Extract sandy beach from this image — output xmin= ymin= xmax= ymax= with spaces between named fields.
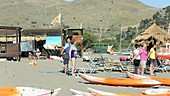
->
xmin=0 ymin=53 xmax=170 ymax=96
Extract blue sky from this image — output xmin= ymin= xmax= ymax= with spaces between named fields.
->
xmin=138 ymin=0 xmax=170 ymax=8
xmin=63 ymin=0 xmax=170 ymax=8
xmin=64 ymin=0 xmax=75 ymax=2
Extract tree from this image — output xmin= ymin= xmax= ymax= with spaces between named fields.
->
xmin=152 ymin=11 xmax=161 ymax=20
xmin=165 ymin=6 xmax=170 ymax=13
xmin=82 ymin=32 xmax=97 ymax=50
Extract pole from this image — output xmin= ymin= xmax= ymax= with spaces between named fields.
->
xmin=168 ymin=23 xmax=170 ymax=34
xmin=119 ymin=25 xmax=122 ymax=52
xmin=99 ymin=20 xmax=102 ymax=42
xmin=99 ymin=27 xmax=102 ymax=42
xmin=60 ymin=14 xmax=64 ymax=46
xmin=136 ymin=25 xmax=138 ymax=37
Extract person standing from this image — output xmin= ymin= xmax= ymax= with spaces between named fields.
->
xmin=69 ymin=39 xmax=77 ymax=76
xmin=61 ymin=37 xmax=71 ymax=75
xmin=147 ymin=44 xmax=156 ymax=76
xmin=140 ymin=43 xmax=147 ymax=76
xmin=36 ymin=48 xmax=41 ymax=59
xmin=132 ymin=44 xmax=141 ymax=74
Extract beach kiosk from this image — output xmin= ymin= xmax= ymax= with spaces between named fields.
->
xmin=22 ymin=29 xmax=64 ymax=58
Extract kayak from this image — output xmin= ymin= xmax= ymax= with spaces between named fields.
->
xmin=94 ymin=93 xmax=170 ymax=96
xmin=71 ymin=88 xmax=170 ymax=96
xmin=157 ymin=53 xmax=170 ymax=59
xmin=78 ymin=73 xmax=161 ymax=87
xmin=0 ymin=87 xmax=61 ymax=96
xmin=126 ymin=71 xmax=149 ymax=79
xmin=70 ymin=88 xmax=95 ymax=95
xmin=88 ymin=87 xmax=170 ymax=96
xmin=87 ymin=87 xmax=138 ymax=96
xmin=126 ymin=71 xmax=170 ymax=86
xmin=70 ymin=88 xmax=137 ymax=96
xmin=70 ymin=88 xmax=131 ymax=96
xmin=142 ymin=89 xmax=170 ymax=95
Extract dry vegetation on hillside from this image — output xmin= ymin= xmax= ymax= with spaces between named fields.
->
xmin=0 ymin=0 xmax=158 ymax=30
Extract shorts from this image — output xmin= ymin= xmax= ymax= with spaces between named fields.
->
xmin=140 ymin=60 xmax=146 ymax=68
xmin=149 ymin=58 xmax=155 ymax=65
xmin=133 ymin=59 xmax=140 ymax=66
xmin=63 ymin=54 xmax=69 ymax=65
xmin=71 ymin=56 xmax=77 ymax=59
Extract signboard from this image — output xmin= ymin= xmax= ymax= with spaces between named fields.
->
xmin=21 ymin=41 xmax=34 ymax=51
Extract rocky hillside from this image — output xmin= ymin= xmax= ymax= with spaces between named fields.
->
xmin=0 ymin=0 xmax=159 ymax=29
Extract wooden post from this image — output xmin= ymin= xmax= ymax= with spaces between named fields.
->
xmin=5 ymin=28 xmax=7 ymax=54
xmin=18 ymin=28 xmax=22 ymax=61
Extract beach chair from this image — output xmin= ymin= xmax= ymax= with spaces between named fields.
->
xmin=73 ymin=58 xmax=102 ymax=74
xmin=86 ymin=63 xmax=98 ymax=74
xmin=74 ymin=67 xmax=92 ymax=74
xmin=104 ymin=61 xmax=119 ymax=72
xmin=99 ymin=53 xmax=114 ymax=62
xmin=43 ymin=44 xmax=61 ymax=58
xmin=74 ymin=66 xmax=98 ymax=75
xmin=116 ymin=61 xmax=132 ymax=72
xmin=103 ymin=60 xmax=128 ymax=72
xmin=145 ymin=58 xmax=168 ymax=73
xmin=92 ymin=54 xmax=114 ymax=69
xmin=119 ymin=57 xmax=134 ymax=72
xmin=88 ymin=58 xmax=105 ymax=72
xmin=153 ymin=58 xmax=168 ymax=73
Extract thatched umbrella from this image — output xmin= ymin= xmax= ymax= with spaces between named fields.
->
xmin=132 ymin=23 xmax=170 ymax=45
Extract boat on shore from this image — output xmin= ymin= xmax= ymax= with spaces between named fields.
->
xmin=142 ymin=88 xmax=170 ymax=95
xmin=88 ymin=87 xmax=170 ymax=96
xmin=70 ymin=88 xmax=96 ymax=96
xmin=157 ymin=53 xmax=170 ymax=59
xmin=78 ymin=73 xmax=161 ymax=87
xmin=71 ymin=87 xmax=170 ymax=96
xmin=126 ymin=71 xmax=170 ymax=86
xmin=0 ymin=87 xmax=61 ymax=96
xmin=87 ymin=87 xmax=137 ymax=96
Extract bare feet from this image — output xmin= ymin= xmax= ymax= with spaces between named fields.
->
xmin=72 ymin=74 xmax=75 ymax=77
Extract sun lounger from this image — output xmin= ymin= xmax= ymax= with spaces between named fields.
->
xmin=89 ymin=58 xmax=105 ymax=71
xmin=145 ymin=58 xmax=168 ymax=73
xmin=120 ymin=60 xmax=134 ymax=72
xmin=74 ymin=60 xmax=101 ymax=74
xmin=103 ymin=61 xmax=121 ymax=72
xmin=43 ymin=44 xmax=61 ymax=58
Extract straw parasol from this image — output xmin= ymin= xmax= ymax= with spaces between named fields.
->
xmin=132 ymin=23 xmax=170 ymax=45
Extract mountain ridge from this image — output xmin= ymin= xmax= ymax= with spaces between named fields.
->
xmin=0 ymin=0 xmax=159 ymax=29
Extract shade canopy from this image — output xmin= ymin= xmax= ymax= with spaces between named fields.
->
xmin=132 ymin=23 xmax=170 ymax=45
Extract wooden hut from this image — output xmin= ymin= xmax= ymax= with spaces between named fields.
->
xmin=65 ymin=28 xmax=83 ymax=57
xmin=0 ymin=26 xmax=23 ymax=61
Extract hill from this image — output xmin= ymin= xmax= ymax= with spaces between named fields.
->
xmin=0 ymin=0 xmax=159 ymax=29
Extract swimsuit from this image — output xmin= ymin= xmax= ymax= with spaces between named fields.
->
xmin=71 ymin=49 xmax=77 ymax=58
